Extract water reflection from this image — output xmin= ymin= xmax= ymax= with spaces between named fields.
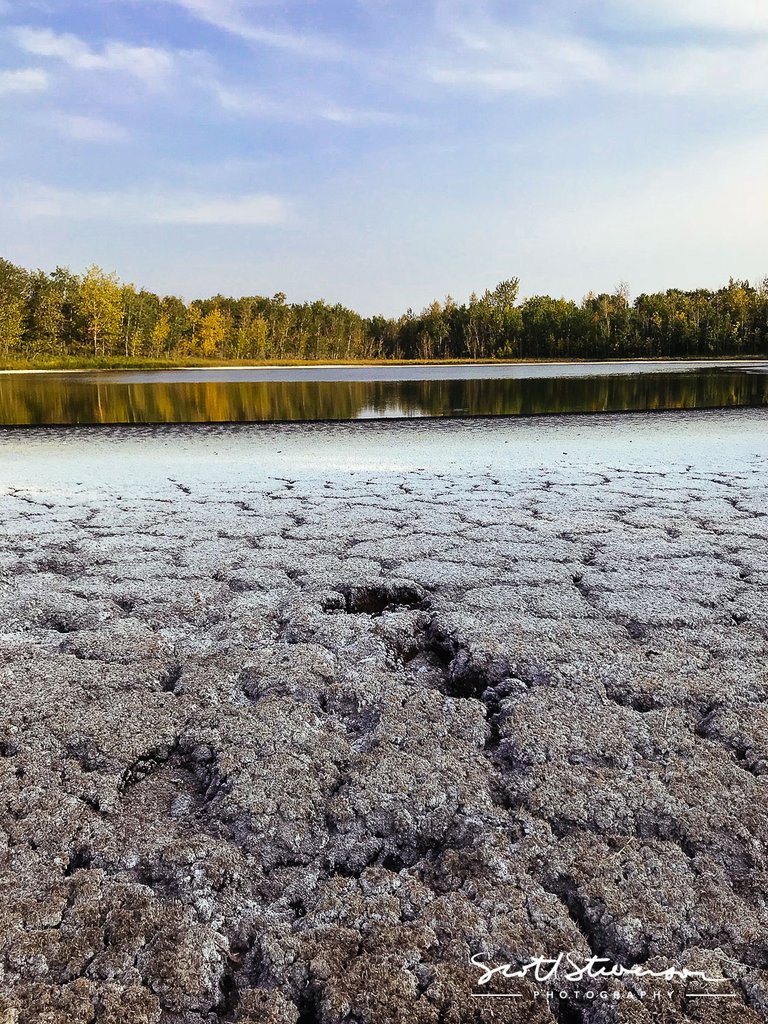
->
xmin=0 ymin=369 xmax=766 ymax=425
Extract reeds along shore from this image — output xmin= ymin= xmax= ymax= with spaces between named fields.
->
xmin=2 ymin=257 xmax=768 ymax=365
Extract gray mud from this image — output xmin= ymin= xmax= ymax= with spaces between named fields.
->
xmin=1 ymin=411 xmax=767 ymax=1023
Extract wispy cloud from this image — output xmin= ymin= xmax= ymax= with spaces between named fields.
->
xmin=56 ymin=114 xmax=128 ymax=143
xmin=4 ymin=184 xmax=291 ymax=226
xmin=213 ymin=83 xmax=296 ymax=119
xmin=0 ymin=67 xmax=48 ymax=95
xmin=428 ymin=0 xmax=768 ymax=98
xmin=427 ymin=28 xmax=607 ymax=95
xmin=13 ymin=27 xmax=176 ymax=85
xmin=164 ymin=0 xmax=347 ymax=60
xmin=319 ymin=104 xmax=421 ymax=127
xmin=214 ymin=82 xmax=418 ymax=127
xmin=607 ymin=0 xmax=768 ymax=33
xmin=427 ymin=0 xmax=610 ymax=95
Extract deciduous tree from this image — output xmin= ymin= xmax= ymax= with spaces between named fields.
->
xmin=77 ymin=265 xmax=123 ymax=356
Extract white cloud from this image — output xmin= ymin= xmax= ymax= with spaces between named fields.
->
xmin=0 ymin=67 xmax=48 ymax=95
xmin=164 ymin=0 xmax=346 ymax=60
xmin=56 ymin=114 xmax=128 ymax=143
xmin=13 ymin=27 xmax=175 ymax=84
xmin=427 ymin=0 xmax=768 ymax=98
xmin=4 ymin=184 xmax=291 ymax=226
xmin=609 ymin=0 xmax=768 ymax=33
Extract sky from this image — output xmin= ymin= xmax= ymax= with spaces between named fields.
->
xmin=1 ymin=0 xmax=767 ymax=315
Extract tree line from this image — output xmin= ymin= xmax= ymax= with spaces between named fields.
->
xmin=1 ymin=257 xmax=767 ymax=363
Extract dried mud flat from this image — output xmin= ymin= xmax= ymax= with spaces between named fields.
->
xmin=1 ymin=410 xmax=767 ymax=1024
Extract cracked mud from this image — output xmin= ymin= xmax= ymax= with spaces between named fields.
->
xmin=1 ymin=410 xmax=767 ymax=1023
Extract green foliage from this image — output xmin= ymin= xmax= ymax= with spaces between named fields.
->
xmin=0 ymin=295 xmax=25 ymax=357
xmin=0 ymin=257 xmax=766 ymax=365
xmin=77 ymin=265 xmax=123 ymax=356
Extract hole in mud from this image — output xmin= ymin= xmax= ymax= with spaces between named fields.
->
xmin=327 ymin=841 xmax=430 ymax=880
xmin=118 ymin=742 xmax=229 ymax=835
xmin=161 ymin=663 xmax=183 ymax=694
xmin=214 ymin=965 xmax=240 ymax=1022
xmin=42 ymin=613 xmax=81 ymax=634
xmin=0 ymin=739 xmax=19 ymax=758
xmin=551 ymin=1004 xmax=585 ymax=1024
xmin=442 ymin=650 xmax=491 ymax=700
xmin=694 ymin=706 xmax=719 ymax=739
xmin=381 ymin=852 xmax=408 ymax=873
xmin=404 ymin=620 xmax=518 ymax=704
xmin=336 ymin=583 xmax=430 ymax=617
xmin=118 ymin=743 xmax=182 ymax=794
xmin=289 ymin=897 xmax=307 ymax=918
xmin=297 ymin=986 xmax=322 ymax=1024
xmin=64 ymin=847 xmax=94 ymax=876
xmin=605 ymin=689 xmax=661 ymax=713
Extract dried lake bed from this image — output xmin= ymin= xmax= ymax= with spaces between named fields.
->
xmin=1 ymin=409 xmax=768 ymax=1023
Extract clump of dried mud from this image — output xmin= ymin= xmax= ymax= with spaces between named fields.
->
xmin=1 ymin=415 xmax=768 ymax=1023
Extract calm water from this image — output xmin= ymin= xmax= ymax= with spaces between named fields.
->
xmin=1 ymin=362 xmax=767 ymax=425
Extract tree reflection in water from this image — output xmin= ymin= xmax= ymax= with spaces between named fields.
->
xmin=0 ymin=369 xmax=766 ymax=426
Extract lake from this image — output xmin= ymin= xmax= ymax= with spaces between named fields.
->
xmin=1 ymin=360 xmax=767 ymax=425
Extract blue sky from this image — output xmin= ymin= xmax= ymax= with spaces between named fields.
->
xmin=1 ymin=0 xmax=767 ymax=314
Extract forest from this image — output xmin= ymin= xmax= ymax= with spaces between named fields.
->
xmin=1 ymin=256 xmax=767 ymax=365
